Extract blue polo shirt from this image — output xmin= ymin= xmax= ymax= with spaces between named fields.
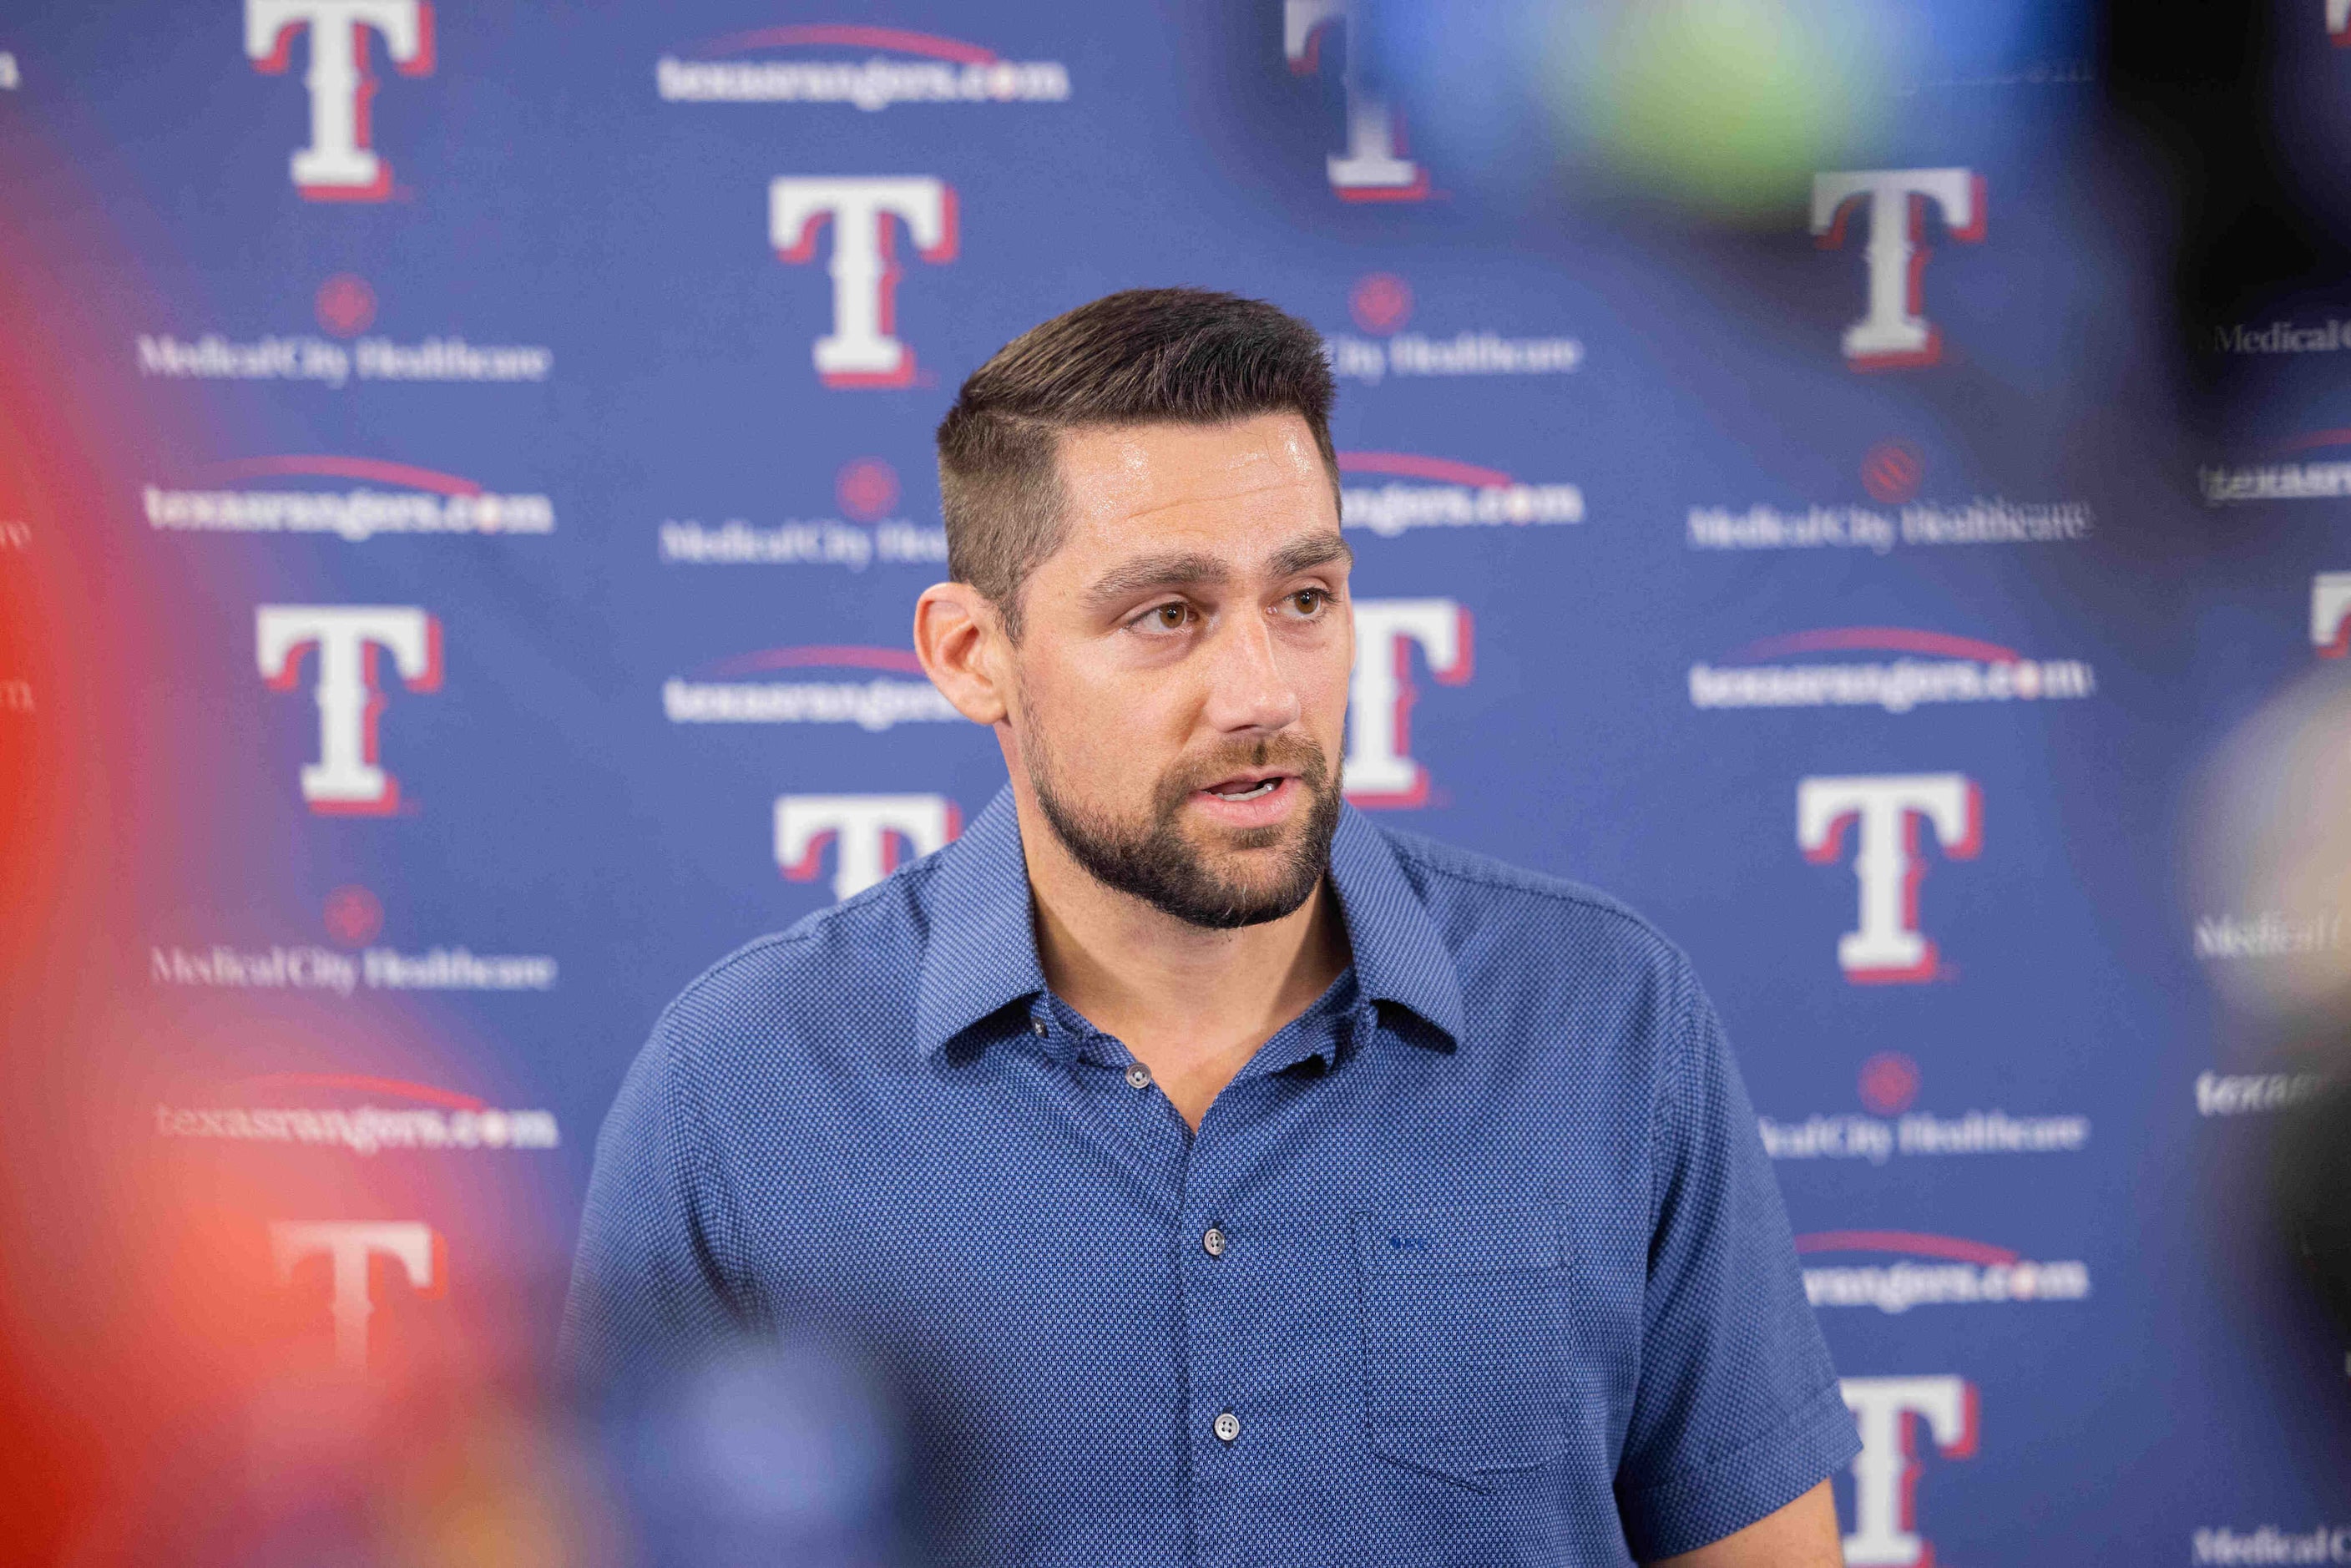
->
xmin=563 ymin=786 xmax=1860 ymax=1565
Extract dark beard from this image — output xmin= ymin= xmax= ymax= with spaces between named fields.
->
xmin=1024 ymin=727 xmax=1342 ymax=930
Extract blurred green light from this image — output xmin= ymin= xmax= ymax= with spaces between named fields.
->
xmin=1563 ymin=0 xmax=1889 ymax=219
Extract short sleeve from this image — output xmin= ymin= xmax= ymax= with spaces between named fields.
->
xmin=1613 ymin=972 xmax=1862 ymax=1561
xmin=558 ymin=1024 xmax=751 ymax=1387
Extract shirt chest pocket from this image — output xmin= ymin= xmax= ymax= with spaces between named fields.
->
xmin=1352 ymin=1205 xmax=1574 ymax=1490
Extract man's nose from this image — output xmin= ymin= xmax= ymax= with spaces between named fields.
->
xmin=1201 ymin=611 xmax=1304 ymax=734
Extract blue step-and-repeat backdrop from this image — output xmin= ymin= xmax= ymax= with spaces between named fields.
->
xmin=4 ymin=1 xmax=2350 ymax=1561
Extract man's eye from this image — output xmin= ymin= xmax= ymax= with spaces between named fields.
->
xmin=1136 ymin=602 xmax=1195 ymax=632
xmin=1286 ymin=589 xmax=1330 ymax=616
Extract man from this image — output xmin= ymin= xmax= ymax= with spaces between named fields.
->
xmin=564 ymin=289 xmax=1859 ymax=1565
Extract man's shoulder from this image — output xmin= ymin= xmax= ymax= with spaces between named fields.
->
xmin=1373 ymin=822 xmax=1701 ymax=1044
xmin=650 ymin=861 xmax=935 ymax=1065
xmin=1369 ymin=826 xmax=1712 ymax=1100
xmin=1376 ymin=824 xmax=1683 ymax=955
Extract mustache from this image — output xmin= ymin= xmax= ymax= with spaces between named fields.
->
xmin=1155 ymin=736 xmax=1332 ymax=817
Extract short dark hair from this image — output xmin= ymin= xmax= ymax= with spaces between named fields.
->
xmin=935 ymin=287 xmax=1339 ymax=639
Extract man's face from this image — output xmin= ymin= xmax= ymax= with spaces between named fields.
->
xmin=1005 ymin=412 xmax=1353 ymax=929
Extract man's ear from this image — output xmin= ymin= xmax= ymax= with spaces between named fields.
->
xmin=914 ymin=581 xmax=1012 ymax=726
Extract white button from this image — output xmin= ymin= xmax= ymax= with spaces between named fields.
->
xmin=1202 ymin=1226 xmax=1226 ymax=1257
xmin=1124 ymin=1064 xmax=1151 ymax=1089
xmin=1031 ymin=1019 xmax=1048 ymax=1037
xmin=1213 ymin=1410 xmax=1240 ymax=1444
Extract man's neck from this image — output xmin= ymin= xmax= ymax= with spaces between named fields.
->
xmin=1013 ymin=793 xmax=1350 ymax=1131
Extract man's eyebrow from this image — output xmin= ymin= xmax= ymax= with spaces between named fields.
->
xmin=1267 ymin=534 xmax=1353 ymax=578
xmin=1081 ymin=535 xmax=1354 ymax=612
xmin=1082 ymin=551 xmax=1230 ymax=609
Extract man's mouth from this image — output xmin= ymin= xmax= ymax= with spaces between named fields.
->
xmin=1201 ymin=772 xmax=1291 ymax=802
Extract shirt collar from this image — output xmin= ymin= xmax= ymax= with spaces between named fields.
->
xmin=913 ymin=784 xmax=1465 ymax=1059
xmin=1324 ymin=804 xmax=1465 ymax=1050
xmin=913 ymin=787 xmax=1049 ymax=1058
